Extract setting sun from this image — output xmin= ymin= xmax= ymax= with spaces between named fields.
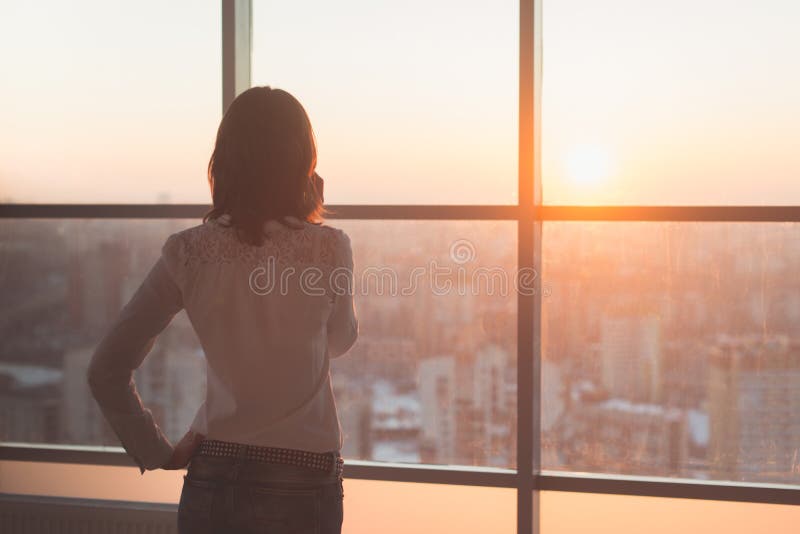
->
xmin=565 ymin=144 xmax=614 ymax=187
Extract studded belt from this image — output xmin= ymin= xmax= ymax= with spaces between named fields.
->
xmin=197 ymin=439 xmax=344 ymax=478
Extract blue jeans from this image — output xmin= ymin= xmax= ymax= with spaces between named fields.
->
xmin=178 ymin=453 xmax=344 ymax=533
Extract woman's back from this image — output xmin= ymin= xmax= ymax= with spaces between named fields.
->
xmin=165 ymin=214 xmax=357 ymax=450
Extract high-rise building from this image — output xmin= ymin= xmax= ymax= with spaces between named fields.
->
xmin=418 ymin=355 xmax=457 ymax=463
xmin=332 ymin=373 xmax=375 ymax=460
xmin=417 ymin=346 xmax=516 ymax=466
xmin=134 ymin=321 xmax=206 ymax=443
xmin=555 ymin=393 xmax=688 ymax=476
xmin=707 ymin=335 xmax=800 ymax=482
xmin=369 ymin=379 xmax=421 ymax=463
xmin=62 ymin=348 xmax=118 ymax=445
xmin=62 ymin=323 xmax=206 ymax=447
xmin=471 ymin=344 xmax=513 ymax=465
xmin=0 ymin=363 xmax=61 ymax=443
xmin=600 ymin=311 xmax=662 ymax=403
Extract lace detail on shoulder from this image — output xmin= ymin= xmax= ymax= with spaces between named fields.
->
xmin=163 ymin=220 xmax=348 ymax=276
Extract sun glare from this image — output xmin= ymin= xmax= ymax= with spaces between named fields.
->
xmin=565 ymin=144 xmax=614 ymax=188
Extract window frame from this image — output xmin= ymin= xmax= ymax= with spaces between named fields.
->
xmin=1 ymin=1 xmax=799 ymax=532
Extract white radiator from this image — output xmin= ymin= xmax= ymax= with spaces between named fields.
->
xmin=0 ymin=494 xmax=177 ymax=534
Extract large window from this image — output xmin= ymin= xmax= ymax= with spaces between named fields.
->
xmin=0 ymin=1 xmax=221 ymax=203
xmin=252 ymin=0 xmax=519 ymax=204
xmin=0 ymin=219 xmax=517 ymax=468
xmin=542 ymin=0 xmax=800 ymax=205
xmin=541 ymin=222 xmax=800 ymax=486
xmin=1 ymin=2 xmax=799 ymax=534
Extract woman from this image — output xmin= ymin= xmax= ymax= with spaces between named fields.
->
xmin=87 ymin=86 xmax=358 ymax=533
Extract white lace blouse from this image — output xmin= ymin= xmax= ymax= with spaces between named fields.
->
xmin=87 ymin=214 xmax=358 ymax=473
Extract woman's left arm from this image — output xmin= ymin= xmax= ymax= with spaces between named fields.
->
xmin=87 ymin=252 xmax=183 ymax=474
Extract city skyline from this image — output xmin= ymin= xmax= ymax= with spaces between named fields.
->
xmin=2 ymin=218 xmax=798 ymax=486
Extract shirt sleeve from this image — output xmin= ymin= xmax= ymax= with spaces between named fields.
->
xmin=87 ymin=237 xmax=184 ymax=474
xmin=327 ymin=229 xmax=359 ymax=358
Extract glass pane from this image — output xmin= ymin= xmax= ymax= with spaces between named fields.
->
xmin=541 ymin=491 xmax=800 ymax=534
xmin=0 ymin=219 xmax=516 ymax=468
xmin=542 ymin=1 xmax=800 ymax=204
xmin=335 ymin=221 xmax=517 ymax=466
xmin=0 ymin=1 xmax=220 ymax=203
xmin=252 ymin=1 xmax=519 ymax=204
xmin=541 ymin=222 xmax=800 ymax=486
xmin=0 ymin=460 xmax=515 ymax=534
xmin=0 ymin=219 xmax=202 ymax=447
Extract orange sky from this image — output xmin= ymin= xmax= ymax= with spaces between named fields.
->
xmin=0 ymin=0 xmax=798 ymax=204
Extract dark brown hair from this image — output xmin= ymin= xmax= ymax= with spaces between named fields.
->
xmin=204 ymin=86 xmax=324 ymax=245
